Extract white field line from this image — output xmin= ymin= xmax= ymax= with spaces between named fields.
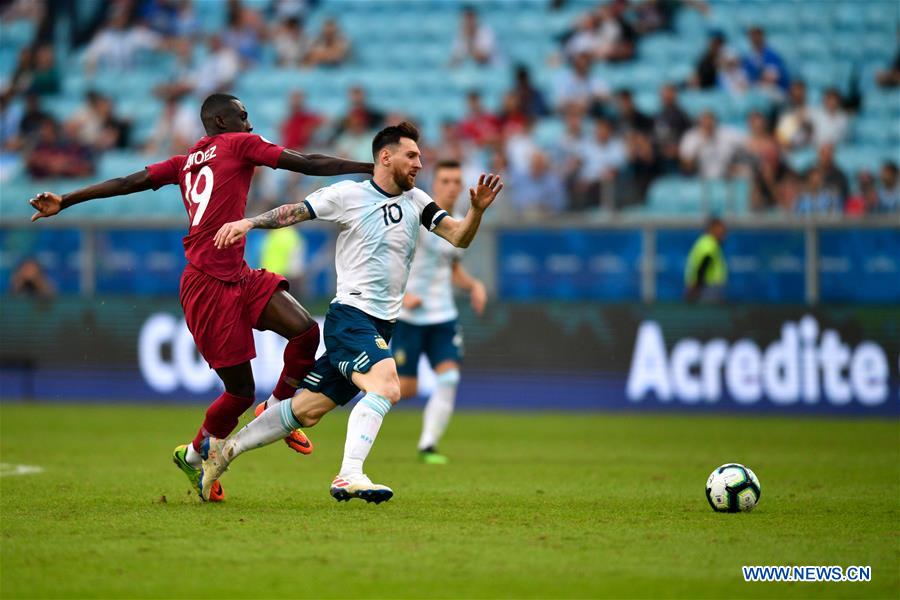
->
xmin=0 ymin=463 xmax=45 ymax=477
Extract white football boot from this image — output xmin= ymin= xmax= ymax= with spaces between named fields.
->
xmin=330 ymin=473 xmax=394 ymax=504
xmin=199 ymin=437 xmax=232 ymax=502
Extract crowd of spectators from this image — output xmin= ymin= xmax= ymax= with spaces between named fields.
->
xmin=1 ymin=0 xmax=898 ymax=218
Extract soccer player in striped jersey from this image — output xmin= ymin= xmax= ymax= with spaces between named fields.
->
xmin=201 ymin=122 xmax=503 ymax=503
xmin=392 ymin=159 xmax=487 ymax=465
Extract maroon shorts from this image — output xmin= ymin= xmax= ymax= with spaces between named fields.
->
xmin=179 ymin=263 xmax=288 ymax=369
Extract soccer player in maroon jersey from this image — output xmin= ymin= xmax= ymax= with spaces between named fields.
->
xmin=28 ymin=93 xmax=374 ymax=502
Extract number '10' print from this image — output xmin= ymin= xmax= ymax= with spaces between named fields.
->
xmin=381 ymin=203 xmax=403 ymax=225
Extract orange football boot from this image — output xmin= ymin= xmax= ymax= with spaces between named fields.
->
xmin=254 ymin=401 xmax=313 ymax=454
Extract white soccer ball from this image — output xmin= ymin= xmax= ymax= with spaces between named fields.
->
xmin=705 ymin=463 xmax=761 ymax=512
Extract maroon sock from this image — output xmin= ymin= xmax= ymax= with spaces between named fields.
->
xmin=191 ymin=391 xmax=255 ymax=452
xmin=272 ymin=323 xmax=320 ymax=400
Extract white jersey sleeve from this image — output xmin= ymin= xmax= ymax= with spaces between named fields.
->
xmin=303 ymin=184 xmax=344 ymax=223
xmin=413 ymin=189 xmax=449 ymax=232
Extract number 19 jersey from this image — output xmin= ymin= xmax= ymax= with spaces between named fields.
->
xmin=304 ymin=179 xmax=448 ymax=321
xmin=145 ymin=132 xmax=284 ymax=281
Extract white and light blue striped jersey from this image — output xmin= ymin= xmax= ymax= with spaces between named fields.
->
xmin=399 ymin=228 xmax=464 ymax=325
xmin=303 ymin=179 xmax=448 ymax=321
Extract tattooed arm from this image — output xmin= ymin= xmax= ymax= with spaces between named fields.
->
xmin=213 ymin=202 xmax=311 ymax=249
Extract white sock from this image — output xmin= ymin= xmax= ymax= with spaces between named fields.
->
xmin=185 ymin=443 xmax=202 ymax=467
xmin=418 ymin=369 xmax=459 ymax=451
xmin=339 ymin=393 xmax=392 ymax=477
xmin=264 ymin=394 xmax=281 ymax=409
xmin=226 ymin=399 xmax=300 ymax=458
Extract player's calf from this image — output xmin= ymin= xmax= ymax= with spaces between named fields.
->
xmin=253 ymin=400 xmax=313 ymax=455
xmin=190 ymin=390 xmax=254 ymax=454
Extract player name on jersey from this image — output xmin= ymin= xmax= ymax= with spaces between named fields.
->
xmin=182 ymin=146 xmax=218 ymax=170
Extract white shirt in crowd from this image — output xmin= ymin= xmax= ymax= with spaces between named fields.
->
xmin=578 ymin=137 xmax=627 ymax=183
xmin=553 ymin=69 xmax=610 ymax=110
xmin=192 ymin=47 xmax=240 ymax=98
xmin=679 ymin=125 xmax=746 ymax=179
xmin=83 ymin=26 xmax=161 ymax=71
xmin=809 ymin=107 xmax=849 ymax=147
xmin=451 ymin=23 xmax=498 ymax=65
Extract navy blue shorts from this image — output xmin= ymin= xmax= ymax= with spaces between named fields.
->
xmin=301 ymin=303 xmax=395 ymax=406
xmin=392 ymin=319 xmax=462 ymax=377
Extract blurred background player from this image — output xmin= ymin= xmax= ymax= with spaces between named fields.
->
xmin=28 ymin=93 xmax=374 ymax=501
xmin=201 ymin=123 xmax=503 ymax=503
xmin=684 ymin=216 xmax=728 ymax=303
xmin=393 ymin=159 xmax=488 ymax=465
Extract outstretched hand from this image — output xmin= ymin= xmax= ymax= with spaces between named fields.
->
xmin=469 ymin=173 xmax=503 ymax=211
xmin=214 ymin=219 xmax=253 ymax=249
xmin=28 ymin=192 xmax=63 ymax=222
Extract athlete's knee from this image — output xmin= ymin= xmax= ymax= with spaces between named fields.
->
xmin=224 ymin=380 xmax=255 ymax=399
xmin=373 ymin=373 xmax=401 ymax=405
xmin=264 ymin=290 xmax=315 ymax=337
xmin=291 ymin=312 xmax=318 ymax=339
xmin=435 ymin=368 xmax=460 ymax=387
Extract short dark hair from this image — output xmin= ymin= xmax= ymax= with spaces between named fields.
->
xmin=706 ymin=216 xmax=725 ymax=230
xmin=434 ymin=159 xmax=461 ymax=174
xmin=200 ymin=93 xmax=239 ymax=129
xmin=372 ymin=121 xmax=419 ymax=158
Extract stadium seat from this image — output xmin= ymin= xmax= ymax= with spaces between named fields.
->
xmin=0 ymin=19 xmax=35 ymax=50
xmin=855 ymin=117 xmax=900 ymax=146
xmin=796 ymin=34 xmax=834 ymax=63
xmin=1 ymin=0 xmax=896 ymax=229
xmin=797 ymin=2 xmax=835 ymax=29
xmin=800 ymin=61 xmax=852 ymax=93
xmin=646 ymin=176 xmax=751 ymax=217
xmin=835 ymin=145 xmax=893 ymax=174
xmin=833 ymin=2 xmax=868 ymax=30
xmin=863 ymin=90 xmax=900 ymax=117
xmin=97 ymin=152 xmax=146 ymax=181
xmin=679 ymin=89 xmax=732 ymax=119
xmin=532 ymin=118 xmax=564 ymax=148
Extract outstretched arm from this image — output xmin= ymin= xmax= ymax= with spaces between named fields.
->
xmin=433 ymin=173 xmax=503 ymax=248
xmin=277 ymin=149 xmax=373 ymax=176
xmin=28 ymin=169 xmax=154 ymax=222
xmin=213 ymin=201 xmax=312 ymax=249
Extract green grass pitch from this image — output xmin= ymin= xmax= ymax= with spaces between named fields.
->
xmin=1 ymin=404 xmax=897 ymax=599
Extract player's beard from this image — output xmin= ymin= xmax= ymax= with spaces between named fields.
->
xmin=393 ymin=167 xmax=416 ymax=192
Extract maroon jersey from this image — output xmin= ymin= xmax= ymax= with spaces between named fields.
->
xmin=146 ymin=132 xmax=285 ymax=281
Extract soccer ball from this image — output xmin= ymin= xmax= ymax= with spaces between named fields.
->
xmin=705 ymin=463 xmax=761 ymax=512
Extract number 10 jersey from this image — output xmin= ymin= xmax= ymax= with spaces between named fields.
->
xmin=146 ymin=132 xmax=284 ymax=282
xmin=304 ymin=179 xmax=448 ymax=321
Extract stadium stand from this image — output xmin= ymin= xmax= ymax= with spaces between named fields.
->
xmin=0 ymin=0 xmax=898 ymax=220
